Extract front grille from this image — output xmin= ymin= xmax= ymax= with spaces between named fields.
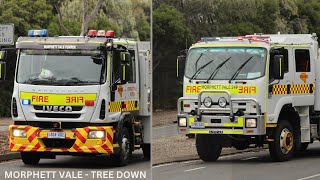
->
xmin=35 ymin=113 xmax=81 ymax=119
xmin=42 ymin=139 xmax=75 ymax=148
xmin=15 ymin=121 xmax=109 ymax=129
xmin=33 ymin=106 xmax=83 ymax=111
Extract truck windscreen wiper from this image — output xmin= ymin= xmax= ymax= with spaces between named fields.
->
xmin=189 ymin=60 xmax=214 ymax=82
xmin=228 ymin=56 xmax=253 ymax=83
xmin=23 ymin=78 xmax=56 ymax=85
xmin=206 ymin=57 xmax=232 ymax=83
xmin=61 ymin=78 xmax=99 ymax=86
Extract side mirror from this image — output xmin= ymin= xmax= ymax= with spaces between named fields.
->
xmin=91 ymin=54 xmax=103 ymax=65
xmin=273 ymin=55 xmax=284 ymax=79
xmin=121 ymin=52 xmax=131 ymax=64
xmin=0 ymin=61 xmax=6 ymax=81
xmin=177 ymin=54 xmax=186 ymax=81
xmin=0 ymin=51 xmax=6 ymax=60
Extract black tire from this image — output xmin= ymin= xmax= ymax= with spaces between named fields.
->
xmin=196 ymin=134 xmax=222 ymax=162
xmin=21 ymin=152 xmax=40 ymax=165
xmin=111 ymin=127 xmax=132 ymax=166
xmin=142 ymin=143 xmax=150 ymax=160
xmin=268 ymin=120 xmax=294 ymax=162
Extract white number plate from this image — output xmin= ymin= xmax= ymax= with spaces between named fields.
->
xmin=191 ymin=122 xmax=205 ymax=129
xmin=47 ymin=132 xmax=66 ymax=139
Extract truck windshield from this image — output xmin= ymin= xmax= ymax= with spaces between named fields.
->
xmin=16 ymin=49 xmax=104 ymax=86
xmin=185 ymin=47 xmax=267 ymax=80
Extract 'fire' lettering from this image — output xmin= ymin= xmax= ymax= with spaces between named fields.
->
xmin=31 ymin=95 xmax=48 ymax=102
xmin=66 ymin=96 xmax=84 ymax=103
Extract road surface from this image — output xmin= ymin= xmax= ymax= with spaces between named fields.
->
xmin=153 ymin=143 xmax=320 ymax=180
xmin=153 ymin=125 xmax=177 ymax=139
xmin=0 ymin=150 xmax=150 ymax=180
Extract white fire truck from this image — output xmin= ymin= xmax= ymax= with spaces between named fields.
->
xmin=0 ymin=29 xmax=152 ymax=166
xmin=177 ymin=33 xmax=320 ymax=161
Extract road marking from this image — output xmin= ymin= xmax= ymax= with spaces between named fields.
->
xmin=184 ymin=167 xmax=206 ymax=172
xmin=241 ymin=157 xmax=258 ymax=161
xmin=152 ymin=162 xmax=178 ymax=168
xmin=182 ymin=160 xmax=202 ymax=164
xmin=0 ymin=159 xmax=21 ymax=164
xmin=297 ymin=174 xmax=320 ymax=180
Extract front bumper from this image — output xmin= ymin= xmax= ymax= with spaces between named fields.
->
xmin=178 ymin=114 xmax=265 ymax=135
xmin=177 ymin=90 xmax=265 ymax=136
xmin=9 ymin=125 xmax=115 ymax=154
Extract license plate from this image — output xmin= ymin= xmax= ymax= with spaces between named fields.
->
xmin=47 ymin=132 xmax=66 ymax=139
xmin=191 ymin=122 xmax=205 ymax=129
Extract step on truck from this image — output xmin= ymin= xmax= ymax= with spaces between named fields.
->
xmin=0 ymin=29 xmax=152 ymax=166
xmin=177 ymin=33 xmax=320 ymax=162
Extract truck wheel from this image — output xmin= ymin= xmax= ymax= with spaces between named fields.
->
xmin=268 ymin=120 xmax=294 ymax=161
xmin=142 ymin=143 xmax=150 ymax=159
xmin=111 ymin=127 xmax=132 ymax=166
xmin=21 ymin=152 xmax=40 ymax=165
xmin=196 ymin=134 xmax=222 ymax=162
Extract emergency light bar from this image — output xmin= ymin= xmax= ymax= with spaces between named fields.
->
xmin=28 ymin=29 xmax=48 ymax=37
xmin=87 ymin=30 xmax=115 ymax=38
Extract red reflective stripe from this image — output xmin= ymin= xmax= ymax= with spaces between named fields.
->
xmin=83 ymin=127 xmax=90 ymax=133
xmin=101 ymin=144 xmax=112 ymax=154
xmin=9 ymin=142 xmax=14 ymax=149
xmin=97 ymin=127 xmax=104 ymax=131
xmin=76 ymin=133 xmax=86 ymax=143
xmin=44 ymin=148 xmax=52 ymax=152
xmin=31 ymin=143 xmax=41 ymax=152
xmin=88 ymin=146 xmax=98 ymax=153
xmin=18 ymin=145 xmax=27 ymax=151
xmin=72 ymin=144 xmax=84 ymax=153
xmin=28 ymin=130 xmax=39 ymax=142
xmin=61 ymin=148 xmax=69 ymax=153
xmin=11 ymin=125 xmax=19 ymax=129
xmin=24 ymin=126 xmax=31 ymax=132
xmin=107 ymin=132 xmax=113 ymax=143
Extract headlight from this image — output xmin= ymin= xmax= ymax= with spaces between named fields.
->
xmin=178 ymin=117 xmax=187 ymax=127
xmin=12 ymin=129 xmax=26 ymax=137
xmin=88 ymin=130 xmax=105 ymax=139
xmin=246 ymin=118 xmax=257 ymax=128
xmin=203 ymin=97 xmax=212 ymax=107
xmin=218 ymin=97 xmax=227 ymax=108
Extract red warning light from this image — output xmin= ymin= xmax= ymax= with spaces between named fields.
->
xmin=85 ymin=100 xmax=95 ymax=106
xmin=106 ymin=30 xmax=115 ymax=38
xmin=87 ymin=30 xmax=97 ymax=37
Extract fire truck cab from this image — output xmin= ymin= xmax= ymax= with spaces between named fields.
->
xmin=177 ymin=33 xmax=320 ymax=162
xmin=0 ymin=29 xmax=152 ymax=166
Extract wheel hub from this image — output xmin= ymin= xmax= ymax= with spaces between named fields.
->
xmin=121 ymin=136 xmax=130 ymax=159
xmin=280 ymin=128 xmax=293 ymax=154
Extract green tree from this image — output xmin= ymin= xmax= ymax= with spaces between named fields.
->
xmin=0 ymin=0 xmax=53 ymax=38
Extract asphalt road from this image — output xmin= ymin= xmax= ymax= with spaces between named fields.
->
xmin=152 ymin=124 xmax=177 ymax=139
xmin=152 ymin=143 xmax=320 ymax=180
xmin=0 ymin=150 xmax=150 ymax=180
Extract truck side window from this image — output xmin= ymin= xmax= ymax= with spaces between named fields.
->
xmin=112 ymin=51 xmax=122 ymax=83
xmin=127 ymin=50 xmax=136 ymax=83
xmin=295 ymin=49 xmax=310 ymax=72
xmin=269 ymin=48 xmax=288 ymax=82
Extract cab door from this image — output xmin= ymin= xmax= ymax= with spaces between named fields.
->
xmin=292 ymin=48 xmax=315 ymax=100
xmin=267 ymin=48 xmax=294 ymax=118
xmin=109 ymin=47 xmax=139 ymax=113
